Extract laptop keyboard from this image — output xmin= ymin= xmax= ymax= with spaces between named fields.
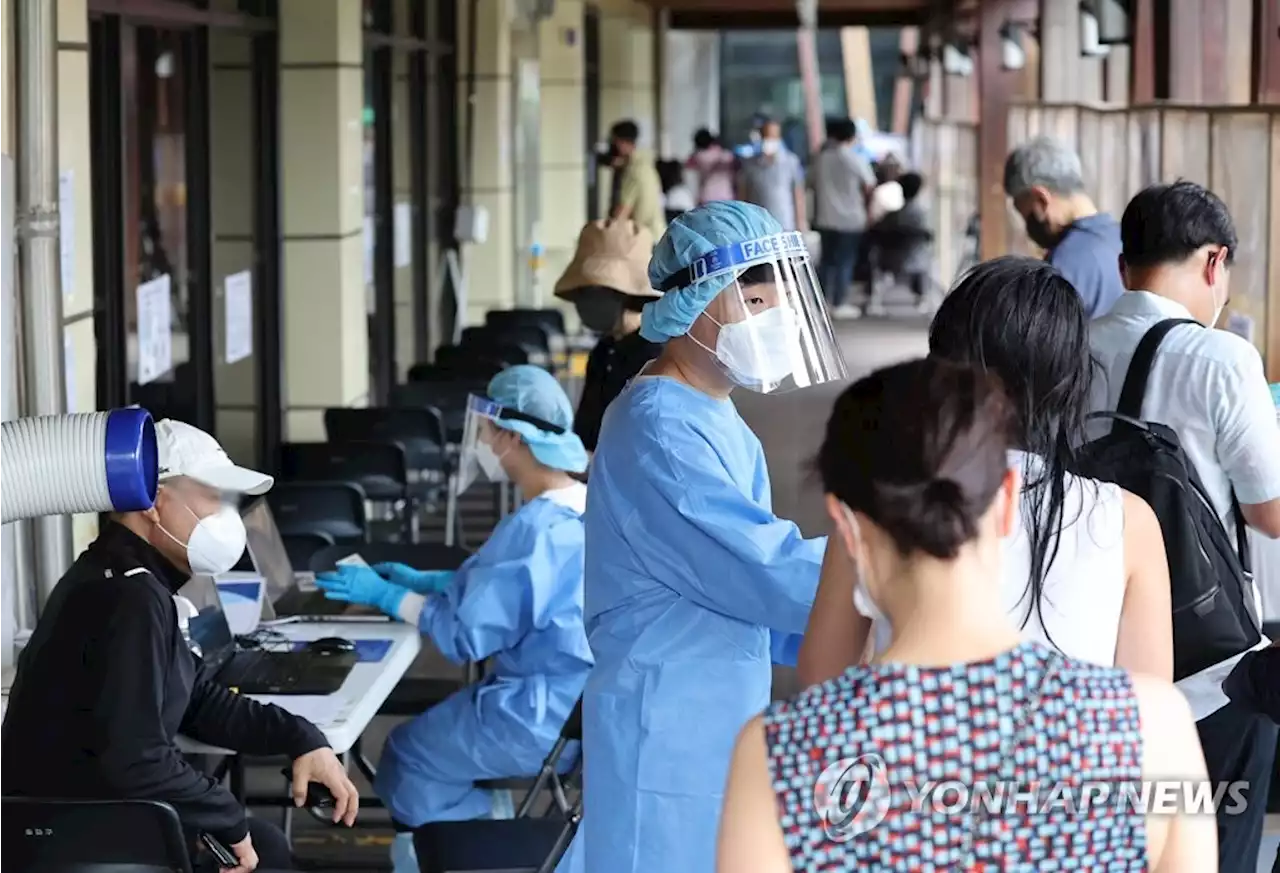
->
xmin=274 ymin=588 xmax=352 ymax=617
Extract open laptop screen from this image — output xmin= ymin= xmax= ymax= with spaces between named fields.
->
xmin=242 ymin=498 xmax=296 ymax=607
xmin=178 ymin=574 xmax=235 ymax=670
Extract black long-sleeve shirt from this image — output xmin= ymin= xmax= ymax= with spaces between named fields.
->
xmin=573 ymin=331 xmax=663 ymax=452
xmin=2 ymin=521 xmax=327 ymax=845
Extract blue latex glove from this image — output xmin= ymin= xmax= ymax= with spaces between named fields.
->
xmin=316 ymin=565 xmax=409 ymax=617
xmin=372 ymin=562 xmax=455 ymax=595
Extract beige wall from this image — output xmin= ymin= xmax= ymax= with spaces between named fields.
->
xmin=538 ymin=0 xmax=586 ymax=319
xmin=279 ymin=0 xmax=369 ymax=440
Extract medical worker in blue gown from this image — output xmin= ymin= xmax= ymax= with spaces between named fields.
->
xmin=558 ymin=201 xmax=848 ymax=873
xmin=315 ymin=365 xmax=593 ymax=873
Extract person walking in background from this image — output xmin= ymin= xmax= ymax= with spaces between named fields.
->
xmin=737 ymin=118 xmax=808 ymax=233
xmin=864 ymin=171 xmax=934 ymax=314
xmin=604 ymin=119 xmax=666 ymax=241
xmin=1004 ymin=135 xmax=1125 ymax=318
xmin=811 ymin=117 xmax=876 ymax=319
xmin=687 ymin=128 xmax=737 ymax=205
xmin=718 ymin=357 xmax=1213 ymax=873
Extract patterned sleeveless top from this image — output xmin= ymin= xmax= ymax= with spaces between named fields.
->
xmin=764 ymin=642 xmax=1146 ymax=871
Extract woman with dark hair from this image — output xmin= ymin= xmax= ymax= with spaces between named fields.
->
xmin=797 ymin=256 xmax=1172 ymax=687
xmin=718 ymin=357 xmax=1211 ymax=872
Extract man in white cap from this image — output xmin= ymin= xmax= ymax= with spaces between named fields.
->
xmin=3 ymin=420 xmax=359 ymax=873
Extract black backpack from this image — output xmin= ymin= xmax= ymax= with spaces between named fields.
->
xmin=1074 ymin=318 xmax=1261 ymax=680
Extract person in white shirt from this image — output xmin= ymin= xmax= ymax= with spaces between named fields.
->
xmin=1087 ymin=180 xmax=1280 ymax=873
xmin=797 ymin=256 xmax=1172 ymax=684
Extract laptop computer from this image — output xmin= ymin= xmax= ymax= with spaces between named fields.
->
xmin=241 ymin=498 xmax=385 ymax=621
xmin=181 ymin=575 xmax=356 ymax=696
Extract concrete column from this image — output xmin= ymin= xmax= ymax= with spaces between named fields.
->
xmin=279 ymin=0 xmax=367 ymax=440
xmin=538 ymin=0 xmax=587 ymax=303
xmin=209 ymin=0 xmax=258 ymax=463
xmin=57 ymin=0 xmax=99 ymax=553
xmin=458 ymin=0 xmax=514 ymax=326
xmin=841 ymin=27 xmax=876 ymax=127
xmin=1040 ymin=0 xmax=1104 ymax=102
xmin=596 ymin=0 xmax=655 ymax=218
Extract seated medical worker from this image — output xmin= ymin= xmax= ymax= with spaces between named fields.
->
xmin=558 ymin=201 xmax=847 ymax=873
xmin=314 ymin=365 xmax=593 ymax=873
xmin=2 ymin=420 xmax=359 ymax=873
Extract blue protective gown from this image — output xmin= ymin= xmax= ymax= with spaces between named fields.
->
xmin=375 ymin=493 xmax=593 ymax=827
xmin=560 ymin=376 xmax=824 ymax=872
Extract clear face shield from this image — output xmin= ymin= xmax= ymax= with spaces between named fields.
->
xmin=456 ymin=394 xmax=571 ymax=495
xmin=661 ymin=232 xmax=847 ymax=393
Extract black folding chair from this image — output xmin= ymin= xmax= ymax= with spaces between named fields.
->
xmin=457 ymin=330 xmax=532 ymax=368
xmin=413 ymin=699 xmax=583 ymax=873
xmin=279 ymin=440 xmax=413 ymax=540
xmin=410 ymin=355 xmax=505 ymax=384
xmin=485 ymin=308 xmax=566 ymax=341
xmin=322 ymin=408 xmax=447 ymax=479
xmin=266 ymin=481 xmax=367 ymax=544
xmin=281 ymin=530 xmax=335 ymax=570
xmin=483 ymin=324 xmax=552 ymax=368
xmin=2 ymin=797 xmax=194 ymax=872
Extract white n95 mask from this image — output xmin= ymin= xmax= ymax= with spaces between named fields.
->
xmin=712 ymin=306 xmax=799 ymax=388
xmin=840 ymin=504 xmax=893 ymax=658
xmin=163 ymin=503 xmax=247 ymax=576
xmin=475 ymin=440 xmax=509 ymax=483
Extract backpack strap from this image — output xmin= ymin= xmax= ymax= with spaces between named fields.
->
xmin=1115 ymin=317 xmax=1253 ymax=575
xmin=1115 ymin=318 xmax=1200 ymax=420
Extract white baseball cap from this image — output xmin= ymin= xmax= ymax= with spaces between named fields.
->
xmin=155 ymin=419 xmax=274 ymax=496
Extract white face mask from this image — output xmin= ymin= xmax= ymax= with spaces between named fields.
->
xmin=841 ymin=504 xmax=888 ymax=626
xmin=760 ymin=138 xmax=781 ymax=156
xmin=475 ymin=439 xmax=509 ymax=482
xmin=161 ymin=502 xmax=247 ymax=577
xmin=709 ymin=305 xmax=798 ymax=388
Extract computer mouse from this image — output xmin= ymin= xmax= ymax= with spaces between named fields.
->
xmin=307 ymin=636 xmax=356 ymax=656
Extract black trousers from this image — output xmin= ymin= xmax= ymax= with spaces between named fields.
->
xmin=1196 ymin=701 xmax=1278 ymax=873
xmin=191 ymin=817 xmax=296 ymax=872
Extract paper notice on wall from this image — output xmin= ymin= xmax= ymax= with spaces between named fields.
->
xmin=64 ymin=333 xmax=76 ymax=412
xmin=59 ymin=170 xmax=74 ymax=299
xmin=136 ymin=274 xmax=173 ymax=385
xmin=224 ymin=270 xmax=253 ymax=364
xmin=1224 ymin=311 xmax=1255 ymax=344
xmin=394 ymin=202 xmax=413 ymax=268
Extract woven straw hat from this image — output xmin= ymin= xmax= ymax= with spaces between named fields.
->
xmin=554 ymin=219 xmax=659 ymax=300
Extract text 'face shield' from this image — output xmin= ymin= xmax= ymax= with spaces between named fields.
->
xmin=678 ymin=232 xmax=847 ymax=393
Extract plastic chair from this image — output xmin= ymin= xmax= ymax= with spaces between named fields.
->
xmin=391 ymin=380 xmax=488 ymax=446
xmin=266 ymin=481 xmax=368 ymax=544
xmin=485 ymin=308 xmax=566 ymax=340
xmin=281 ymin=530 xmax=335 ymax=570
xmin=413 ymin=699 xmax=583 ymax=873
xmin=457 ymin=330 xmax=531 ymax=368
xmin=323 ymin=408 xmax=448 ymax=479
xmin=409 ymin=355 xmax=505 ymax=384
xmin=278 ymin=440 xmax=409 ymax=503
xmin=2 ymin=797 xmax=193 ymax=872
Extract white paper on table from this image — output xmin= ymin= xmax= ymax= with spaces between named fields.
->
xmin=215 ymin=575 xmax=264 ymax=636
xmin=223 ymin=269 xmax=253 ymax=364
xmin=63 ymin=333 xmax=75 ymax=412
xmin=136 ymin=274 xmax=173 ymax=385
xmin=1177 ymin=635 xmax=1272 ymax=722
xmin=58 ymin=170 xmax=74 ymax=299
xmin=336 ymin=554 xmax=370 ymax=569
xmin=255 ymin=694 xmax=349 ymax=730
xmin=393 ymin=201 xmax=413 ymax=268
